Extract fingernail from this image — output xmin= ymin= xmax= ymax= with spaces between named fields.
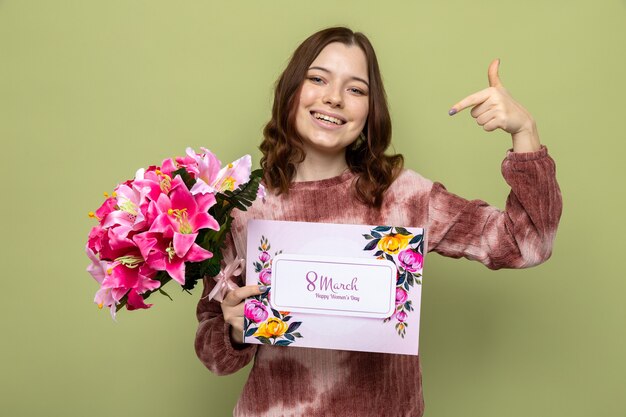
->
xmin=448 ymin=108 xmax=457 ymax=116
xmin=258 ymin=285 xmax=267 ymax=292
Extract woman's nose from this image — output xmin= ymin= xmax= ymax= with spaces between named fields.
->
xmin=322 ymin=88 xmax=343 ymax=108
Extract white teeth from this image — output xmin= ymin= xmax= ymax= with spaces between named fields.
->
xmin=313 ymin=112 xmax=344 ymax=125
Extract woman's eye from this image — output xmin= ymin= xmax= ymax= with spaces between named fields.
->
xmin=349 ymin=88 xmax=365 ymax=95
xmin=309 ymin=76 xmax=323 ymax=84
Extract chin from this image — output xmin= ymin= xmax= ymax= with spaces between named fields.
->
xmin=305 ymin=137 xmax=355 ymax=154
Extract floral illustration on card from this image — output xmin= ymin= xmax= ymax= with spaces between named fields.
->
xmin=243 ymin=235 xmax=303 ymax=346
xmin=363 ymin=226 xmax=424 ymax=338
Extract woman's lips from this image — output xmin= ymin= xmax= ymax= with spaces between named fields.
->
xmin=310 ymin=111 xmax=345 ymax=130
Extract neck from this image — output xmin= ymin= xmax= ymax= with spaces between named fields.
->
xmin=294 ymin=148 xmax=349 ymax=182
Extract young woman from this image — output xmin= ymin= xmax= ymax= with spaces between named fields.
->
xmin=195 ymin=27 xmax=562 ymax=417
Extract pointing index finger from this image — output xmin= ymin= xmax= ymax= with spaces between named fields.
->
xmin=448 ymin=59 xmax=503 ymax=116
xmin=448 ymin=88 xmax=491 ymax=116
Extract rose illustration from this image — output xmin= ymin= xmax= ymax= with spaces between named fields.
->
xmin=396 ymin=287 xmax=408 ymax=304
xmin=244 ymin=299 xmax=268 ymax=323
xmin=259 ymin=251 xmax=271 ymax=262
xmin=398 ymin=249 xmax=423 ymax=273
xmin=396 ymin=310 xmax=408 ymax=322
xmin=259 ymin=268 xmax=272 ymax=285
xmin=377 ymin=234 xmax=412 ymax=255
xmin=254 ymin=317 xmax=288 ymax=338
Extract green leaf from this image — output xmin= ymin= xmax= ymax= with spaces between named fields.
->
xmin=171 ymin=167 xmax=196 ymax=189
xmin=256 ymin=336 xmax=272 ymax=345
xmin=373 ymin=226 xmax=392 ymax=232
xmin=245 ymin=327 xmax=258 ymax=337
xmin=282 ymin=315 xmax=292 ymax=322
xmin=363 ymin=239 xmax=380 ymax=251
xmin=371 ymin=230 xmax=382 ymax=238
xmin=287 ymin=321 xmax=302 ymax=333
xmin=275 ymin=340 xmax=292 ymax=346
xmin=362 ymin=234 xmax=374 ymax=240
xmin=409 ymin=234 xmax=423 ymax=245
xmin=217 ymin=169 xmax=263 ymax=213
xmin=408 ymin=274 xmax=414 ymax=286
xmin=291 ymin=332 xmax=303 ymax=338
xmin=397 ymin=273 xmax=405 ymax=285
xmin=395 ymin=226 xmax=411 ymax=236
xmin=284 ymin=333 xmax=295 ymax=341
xmin=271 ymin=308 xmax=281 ymax=318
xmin=158 ymin=288 xmax=173 ymax=301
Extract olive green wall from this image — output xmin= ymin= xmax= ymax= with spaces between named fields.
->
xmin=1 ymin=1 xmax=624 ymax=416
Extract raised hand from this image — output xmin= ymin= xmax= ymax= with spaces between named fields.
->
xmin=448 ymin=59 xmax=540 ymax=153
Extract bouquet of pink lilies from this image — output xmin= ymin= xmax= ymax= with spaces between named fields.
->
xmin=85 ymin=147 xmax=264 ymax=319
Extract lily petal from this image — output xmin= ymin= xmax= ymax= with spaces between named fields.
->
xmin=173 ymin=232 xmax=197 ymax=258
xmin=126 ymin=290 xmax=152 ymax=310
xmin=165 ymin=257 xmax=186 ymax=285
xmin=185 ymin=243 xmax=213 ymax=263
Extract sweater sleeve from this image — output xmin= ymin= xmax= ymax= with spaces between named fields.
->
xmin=426 ymin=145 xmax=562 ymax=269
xmin=194 ymin=231 xmax=257 ymax=375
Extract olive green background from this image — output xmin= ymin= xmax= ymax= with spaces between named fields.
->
xmin=1 ymin=1 xmax=624 ymax=416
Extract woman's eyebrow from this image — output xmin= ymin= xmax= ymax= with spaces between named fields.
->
xmin=308 ymin=66 xmax=369 ymax=88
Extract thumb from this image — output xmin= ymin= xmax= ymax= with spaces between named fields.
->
xmin=488 ymin=58 xmax=502 ymax=88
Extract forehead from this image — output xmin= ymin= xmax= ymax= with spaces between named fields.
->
xmin=310 ymin=42 xmax=369 ymax=83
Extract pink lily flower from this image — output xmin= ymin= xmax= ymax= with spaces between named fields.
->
xmin=187 ymin=149 xmax=252 ymax=196
xmin=183 ymin=147 xmax=219 ymax=178
xmin=101 ymin=173 xmax=154 ymax=240
xmin=86 ymin=246 xmax=118 ymax=318
xmin=87 ymin=225 xmax=106 ymax=254
xmin=150 ymin=176 xmax=219 ymax=238
xmin=133 ymin=167 xmax=169 ymax=204
xmin=87 ymin=245 xmax=161 ymax=317
xmin=212 ymin=154 xmax=252 ymax=192
xmin=160 ymin=151 xmax=198 ymax=178
xmin=159 ymin=158 xmax=178 ymax=177
xmin=134 ymin=232 xmax=212 ymax=285
xmin=93 ymin=196 xmax=117 ymax=221
xmin=107 ymin=261 xmax=160 ymax=308
xmin=187 ymin=147 xmax=223 ymax=195
xmin=135 ymin=176 xmax=218 ymax=285
xmin=98 ymin=216 xmax=151 ymax=260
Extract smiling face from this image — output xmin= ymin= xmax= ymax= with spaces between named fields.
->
xmin=294 ymin=42 xmax=370 ymax=158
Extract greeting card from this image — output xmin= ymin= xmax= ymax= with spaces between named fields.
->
xmin=243 ymin=219 xmax=425 ymax=355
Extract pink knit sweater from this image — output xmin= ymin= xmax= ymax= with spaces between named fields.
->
xmin=195 ymin=146 xmax=562 ymax=417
